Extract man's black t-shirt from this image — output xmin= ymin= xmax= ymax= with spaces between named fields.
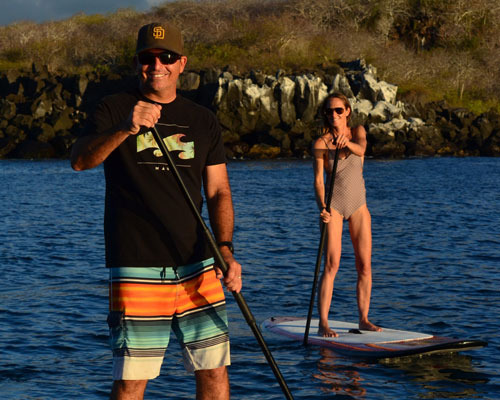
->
xmin=82 ymin=89 xmax=226 ymax=267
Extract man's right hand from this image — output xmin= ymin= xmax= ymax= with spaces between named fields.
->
xmin=126 ymin=101 xmax=162 ymax=135
xmin=71 ymin=101 xmax=163 ymax=171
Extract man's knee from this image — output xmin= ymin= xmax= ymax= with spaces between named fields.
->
xmin=195 ymin=366 xmax=230 ymax=400
xmin=110 ymin=379 xmax=148 ymax=399
xmin=195 ymin=365 xmax=228 ymax=381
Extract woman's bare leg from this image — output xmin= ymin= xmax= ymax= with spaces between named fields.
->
xmin=317 ymin=211 xmax=343 ymax=337
xmin=349 ymin=206 xmax=381 ymax=332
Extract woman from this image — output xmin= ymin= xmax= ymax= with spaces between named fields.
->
xmin=313 ymin=93 xmax=381 ymax=337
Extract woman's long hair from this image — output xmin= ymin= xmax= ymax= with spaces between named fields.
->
xmin=320 ymin=92 xmax=352 ymax=135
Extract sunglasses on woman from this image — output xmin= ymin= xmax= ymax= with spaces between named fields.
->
xmin=137 ymin=51 xmax=181 ymax=66
xmin=324 ymin=107 xmax=345 ymax=115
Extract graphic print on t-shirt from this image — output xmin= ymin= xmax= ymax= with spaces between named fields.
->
xmin=137 ymin=130 xmax=195 ymax=160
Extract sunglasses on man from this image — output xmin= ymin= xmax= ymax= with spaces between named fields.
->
xmin=137 ymin=51 xmax=181 ymax=66
xmin=324 ymin=107 xmax=345 ymax=115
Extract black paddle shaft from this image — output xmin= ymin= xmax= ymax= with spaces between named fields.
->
xmin=303 ymin=144 xmax=340 ymax=345
xmin=151 ymin=126 xmax=294 ymax=400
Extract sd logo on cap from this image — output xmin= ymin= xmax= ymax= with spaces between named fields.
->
xmin=136 ymin=22 xmax=184 ymax=56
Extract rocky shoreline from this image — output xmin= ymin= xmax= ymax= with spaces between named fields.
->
xmin=0 ymin=60 xmax=499 ymax=159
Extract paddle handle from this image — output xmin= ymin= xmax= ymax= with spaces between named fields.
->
xmin=151 ymin=126 xmax=294 ymax=400
xmin=303 ymin=145 xmax=339 ymax=345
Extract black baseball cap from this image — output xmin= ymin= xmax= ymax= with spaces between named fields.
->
xmin=135 ymin=22 xmax=184 ymax=55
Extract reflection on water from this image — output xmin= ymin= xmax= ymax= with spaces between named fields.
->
xmin=314 ymin=348 xmax=368 ymax=397
xmin=313 ymin=346 xmax=490 ymax=399
xmin=380 ymin=353 xmax=490 ymax=399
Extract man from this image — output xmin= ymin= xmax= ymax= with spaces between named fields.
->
xmin=71 ymin=22 xmax=242 ymax=400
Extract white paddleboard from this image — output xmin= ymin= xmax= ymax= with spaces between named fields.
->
xmin=262 ymin=317 xmax=487 ymax=358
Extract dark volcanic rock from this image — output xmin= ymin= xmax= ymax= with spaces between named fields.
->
xmin=0 ymin=60 xmax=499 ymax=159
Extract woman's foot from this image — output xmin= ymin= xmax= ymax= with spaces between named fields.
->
xmin=318 ymin=324 xmax=338 ymax=337
xmin=359 ymin=320 xmax=382 ymax=332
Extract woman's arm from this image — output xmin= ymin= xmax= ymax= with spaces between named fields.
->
xmin=312 ymin=139 xmax=327 ymax=211
xmin=337 ymin=125 xmax=367 ymax=157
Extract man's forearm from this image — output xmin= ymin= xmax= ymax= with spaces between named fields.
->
xmin=207 ymin=189 xmax=234 ymax=242
xmin=71 ymin=129 xmax=130 ymax=171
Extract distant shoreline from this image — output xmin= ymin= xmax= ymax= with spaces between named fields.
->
xmin=1 ymin=63 xmax=499 ymax=160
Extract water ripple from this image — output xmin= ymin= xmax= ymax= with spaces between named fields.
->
xmin=0 ymin=158 xmax=498 ymax=399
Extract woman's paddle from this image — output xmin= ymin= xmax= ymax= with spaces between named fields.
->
xmin=151 ymin=126 xmax=294 ymax=400
xmin=303 ymin=142 xmax=339 ymax=345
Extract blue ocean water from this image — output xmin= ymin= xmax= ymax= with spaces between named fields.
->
xmin=0 ymin=157 xmax=498 ymax=399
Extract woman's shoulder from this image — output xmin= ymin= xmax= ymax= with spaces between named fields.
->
xmin=350 ymin=125 xmax=367 ymax=141
xmin=313 ymin=135 xmax=329 ymax=149
xmin=351 ymin=125 xmax=367 ymax=135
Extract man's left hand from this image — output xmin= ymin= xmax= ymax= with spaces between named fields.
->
xmin=215 ymin=249 xmax=242 ymax=293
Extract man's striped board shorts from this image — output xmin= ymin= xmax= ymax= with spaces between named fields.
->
xmin=108 ymin=258 xmax=230 ymax=380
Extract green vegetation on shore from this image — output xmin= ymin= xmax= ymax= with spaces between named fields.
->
xmin=1 ymin=0 xmax=499 ymax=113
